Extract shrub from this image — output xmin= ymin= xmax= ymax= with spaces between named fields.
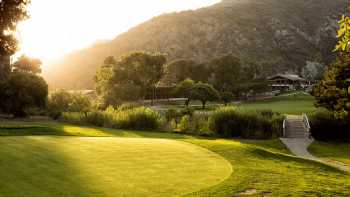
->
xmin=209 ymin=107 xmax=284 ymax=139
xmin=176 ymin=114 xmax=213 ymax=136
xmin=61 ymin=112 xmax=85 ymax=124
xmin=114 ymin=107 xmax=162 ymax=131
xmin=180 ymin=107 xmax=195 ymax=117
xmin=60 ymin=106 xmax=162 ymax=131
xmin=117 ymin=102 xmax=141 ymax=111
xmin=165 ymin=108 xmax=181 ymax=122
xmin=83 ymin=111 xmax=109 ymax=127
xmin=309 ymin=110 xmax=350 ymax=142
xmin=48 ymin=90 xmax=92 ymax=119
xmin=178 ymin=115 xmax=191 ymax=133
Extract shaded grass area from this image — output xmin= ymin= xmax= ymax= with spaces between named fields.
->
xmin=309 ymin=141 xmax=350 ymax=166
xmin=238 ymin=94 xmax=316 ymax=115
xmin=0 ymin=122 xmax=349 ymax=196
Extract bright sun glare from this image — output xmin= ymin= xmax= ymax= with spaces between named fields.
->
xmin=17 ymin=0 xmax=220 ymax=62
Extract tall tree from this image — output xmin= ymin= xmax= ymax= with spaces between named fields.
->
xmin=173 ymin=79 xmax=195 ymax=107
xmin=209 ymin=55 xmax=241 ymax=92
xmin=190 ymin=82 xmax=220 ymax=109
xmin=12 ymin=55 xmax=42 ymax=74
xmin=0 ymin=0 xmax=31 ymax=81
xmin=0 ymin=0 xmax=32 ymax=114
xmin=97 ymin=52 xmax=166 ymax=106
xmin=314 ymin=15 xmax=350 ymax=119
xmin=164 ymin=59 xmax=210 ymax=83
xmin=334 ymin=15 xmax=350 ymax=52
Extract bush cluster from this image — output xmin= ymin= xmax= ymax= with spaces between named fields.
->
xmin=209 ymin=107 xmax=284 ymax=139
xmin=309 ymin=110 xmax=350 ymax=142
xmin=61 ymin=105 xmax=162 ymax=131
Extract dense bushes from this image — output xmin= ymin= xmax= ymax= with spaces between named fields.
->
xmin=209 ymin=107 xmax=284 ymax=139
xmin=309 ymin=110 xmax=350 ymax=142
xmin=61 ymin=106 xmax=162 ymax=131
xmin=48 ymin=90 xmax=91 ymax=119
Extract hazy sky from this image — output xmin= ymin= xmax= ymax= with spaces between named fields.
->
xmin=17 ymin=0 xmax=220 ymax=61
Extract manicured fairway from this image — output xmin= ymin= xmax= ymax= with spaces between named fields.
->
xmin=309 ymin=141 xmax=350 ymax=166
xmin=238 ymin=94 xmax=316 ymax=115
xmin=0 ymin=122 xmax=349 ymax=196
xmin=0 ymin=137 xmax=231 ymax=197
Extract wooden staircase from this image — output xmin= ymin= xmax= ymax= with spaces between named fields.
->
xmin=284 ymin=115 xmax=309 ymax=138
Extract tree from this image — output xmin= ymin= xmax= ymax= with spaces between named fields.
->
xmin=173 ymin=79 xmax=195 ymax=107
xmin=0 ymin=0 xmax=31 ymax=112
xmin=301 ymin=61 xmax=325 ymax=81
xmin=111 ymin=52 xmax=166 ymax=105
xmin=314 ymin=14 xmax=350 ymax=119
xmin=190 ymin=82 xmax=220 ymax=109
xmin=12 ymin=55 xmax=42 ymax=74
xmin=94 ymin=57 xmax=114 ymax=96
xmin=210 ymin=55 xmax=241 ymax=92
xmin=47 ymin=90 xmax=73 ymax=118
xmin=48 ymin=90 xmax=92 ymax=118
xmin=3 ymin=71 xmax=48 ymax=117
xmin=164 ymin=59 xmax=210 ymax=83
xmin=221 ymin=92 xmax=234 ymax=106
xmin=313 ymin=54 xmax=350 ymax=118
xmin=334 ymin=15 xmax=350 ymax=52
xmin=0 ymin=0 xmax=31 ymax=82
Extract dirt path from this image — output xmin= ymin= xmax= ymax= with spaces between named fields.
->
xmin=280 ymin=138 xmax=350 ymax=173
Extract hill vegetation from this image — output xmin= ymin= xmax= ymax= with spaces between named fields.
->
xmin=44 ymin=0 xmax=350 ymax=89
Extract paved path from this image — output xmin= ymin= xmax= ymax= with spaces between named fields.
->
xmin=280 ymin=137 xmax=350 ymax=172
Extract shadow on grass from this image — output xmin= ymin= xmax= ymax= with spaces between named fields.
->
xmin=0 ymin=137 xmax=98 ymax=197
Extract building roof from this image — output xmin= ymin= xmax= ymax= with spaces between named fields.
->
xmin=268 ymin=74 xmax=306 ymax=81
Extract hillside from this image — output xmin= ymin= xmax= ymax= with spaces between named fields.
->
xmin=44 ymin=0 xmax=350 ymax=89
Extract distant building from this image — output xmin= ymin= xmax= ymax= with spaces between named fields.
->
xmin=268 ymin=74 xmax=308 ymax=91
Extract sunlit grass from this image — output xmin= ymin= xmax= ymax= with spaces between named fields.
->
xmin=238 ymin=94 xmax=316 ymax=115
xmin=0 ymin=122 xmax=349 ymax=196
xmin=309 ymin=141 xmax=350 ymax=166
xmin=0 ymin=137 xmax=232 ymax=196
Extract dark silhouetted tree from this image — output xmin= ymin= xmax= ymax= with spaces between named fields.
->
xmin=210 ymin=55 xmax=241 ymax=92
xmin=173 ymin=79 xmax=195 ymax=107
xmin=0 ymin=0 xmax=31 ymax=82
xmin=221 ymin=92 xmax=234 ymax=106
xmin=190 ymin=82 xmax=220 ymax=109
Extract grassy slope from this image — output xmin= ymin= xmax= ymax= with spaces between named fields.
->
xmin=0 ymin=122 xmax=349 ymax=196
xmin=238 ymin=93 xmax=316 ymax=115
xmin=309 ymin=141 xmax=350 ymax=166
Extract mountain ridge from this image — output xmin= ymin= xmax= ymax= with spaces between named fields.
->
xmin=44 ymin=0 xmax=350 ymax=89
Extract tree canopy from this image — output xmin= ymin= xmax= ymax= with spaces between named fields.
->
xmin=314 ymin=14 xmax=350 ymax=119
xmin=190 ymin=82 xmax=220 ymax=109
xmin=173 ymin=79 xmax=195 ymax=107
xmin=13 ymin=55 xmax=42 ymax=74
xmin=95 ymin=52 xmax=167 ymax=107
xmin=0 ymin=0 xmax=31 ymax=81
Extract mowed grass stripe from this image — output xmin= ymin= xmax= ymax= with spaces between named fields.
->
xmin=0 ymin=137 xmax=232 ymax=197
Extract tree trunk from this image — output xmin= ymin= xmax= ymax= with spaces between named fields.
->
xmin=151 ymin=86 xmax=155 ymax=106
xmin=185 ymin=99 xmax=190 ymax=107
xmin=202 ymin=101 xmax=206 ymax=109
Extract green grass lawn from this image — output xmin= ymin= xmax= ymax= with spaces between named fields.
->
xmin=238 ymin=93 xmax=316 ymax=115
xmin=0 ymin=122 xmax=349 ymax=196
xmin=309 ymin=141 xmax=350 ymax=166
xmin=0 ymin=137 xmax=231 ymax=196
